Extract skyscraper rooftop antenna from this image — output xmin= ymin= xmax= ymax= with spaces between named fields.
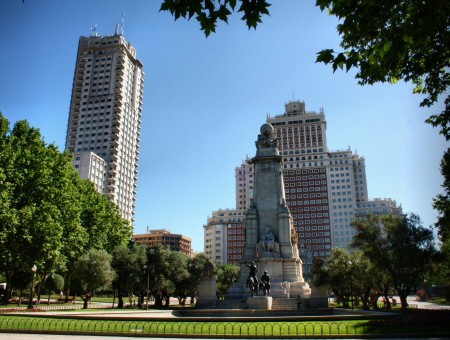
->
xmin=121 ymin=11 xmax=125 ymax=35
xmin=91 ymin=23 xmax=98 ymax=37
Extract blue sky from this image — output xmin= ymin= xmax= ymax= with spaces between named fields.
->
xmin=1 ymin=1 xmax=447 ymax=252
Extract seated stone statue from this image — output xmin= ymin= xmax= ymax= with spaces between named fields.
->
xmin=261 ymin=226 xmax=275 ymax=252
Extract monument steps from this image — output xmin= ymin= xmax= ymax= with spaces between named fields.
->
xmin=271 ymin=298 xmax=301 ymax=310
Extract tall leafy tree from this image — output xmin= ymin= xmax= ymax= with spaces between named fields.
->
xmin=0 ymin=114 xmax=79 ymax=303
xmin=0 ymin=113 xmax=131 ymax=304
xmin=352 ymin=213 xmax=436 ymax=310
xmin=433 ymin=149 xmax=450 ymax=242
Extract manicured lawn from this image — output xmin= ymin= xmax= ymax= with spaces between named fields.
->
xmin=0 ymin=308 xmax=449 ymax=337
xmin=0 ymin=315 xmax=370 ymax=337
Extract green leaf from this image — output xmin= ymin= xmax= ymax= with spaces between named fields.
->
xmin=316 ymin=49 xmax=336 ymax=64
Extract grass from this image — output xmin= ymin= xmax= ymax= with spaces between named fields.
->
xmin=0 ymin=315 xmax=370 ymax=336
xmin=1 ymin=311 xmax=450 ymax=337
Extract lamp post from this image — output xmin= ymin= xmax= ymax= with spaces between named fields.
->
xmin=348 ymin=261 xmax=354 ymax=310
xmin=27 ymin=264 xmax=37 ymax=309
xmin=144 ymin=265 xmax=149 ymax=310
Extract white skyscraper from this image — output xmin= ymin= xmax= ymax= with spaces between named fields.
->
xmin=65 ymin=31 xmax=144 ymax=223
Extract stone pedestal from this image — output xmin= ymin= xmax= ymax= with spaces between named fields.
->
xmin=197 ymin=276 xmax=217 ymax=308
xmin=308 ymin=285 xmax=329 ymax=308
xmin=247 ymin=296 xmax=272 ymax=310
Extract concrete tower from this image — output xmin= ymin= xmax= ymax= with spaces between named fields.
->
xmin=65 ymin=31 xmax=144 ymax=223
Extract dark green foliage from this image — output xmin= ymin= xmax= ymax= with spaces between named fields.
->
xmin=73 ymin=249 xmax=115 ymax=308
xmin=216 ymin=263 xmax=240 ymax=299
xmin=316 ymin=0 xmax=450 ymax=139
xmin=351 ymin=213 xmax=436 ymax=310
xmin=160 ymin=0 xmax=271 ymax=36
xmin=111 ymin=243 xmax=147 ymax=308
xmin=0 ymin=112 xmax=131 ymax=304
xmin=433 ymin=149 xmax=450 ymax=242
xmin=44 ymin=274 xmax=64 ymax=293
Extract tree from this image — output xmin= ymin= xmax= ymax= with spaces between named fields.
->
xmin=312 ymin=248 xmax=354 ymax=308
xmin=43 ymin=273 xmax=64 ymax=305
xmin=145 ymin=246 xmax=174 ymax=308
xmin=167 ymin=251 xmax=190 ymax=306
xmin=433 ymin=149 xmax=450 ymax=242
xmin=0 ymin=113 xmax=132 ymax=305
xmin=0 ymin=114 xmax=79 ymax=304
xmin=111 ymin=243 xmax=147 ymax=308
xmin=185 ymin=254 xmax=211 ymax=304
xmin=216 ymin=263 xmax=240 ymax=299
xmin=315 ymin=0 xmax=450 ymax=139
xmin=160 ymin=1 xmax=450 ymax=138
xmin=62 ymin=178 xmax=131 ymax=302
xmin=352 ymin=213 xmax=436 ymax=310
xmin=72 ymin=249 xmax=116 ymax=309
xmin=160 ymin=0 xmax=271 ymax=37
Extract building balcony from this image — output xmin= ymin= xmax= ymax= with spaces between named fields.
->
xmin=107 ymin=175 xmax=117 ymax=183
xmin=109 ymin=154 xmax=119 ymax=162
xmin=107 ymin=182 xmax=116 ymax=189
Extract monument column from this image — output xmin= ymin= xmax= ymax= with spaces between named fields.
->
xmin=227 ymin=123 xmax=311 ymax=300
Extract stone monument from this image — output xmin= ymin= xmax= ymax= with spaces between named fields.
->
xmin=227 ymin=123 xmax=311 ymax=301
xmin=197 ymin=260 xmax=217 ymax=308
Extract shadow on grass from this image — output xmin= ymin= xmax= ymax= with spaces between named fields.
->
xmin=366 ymin=309 xmax=450 ymax=335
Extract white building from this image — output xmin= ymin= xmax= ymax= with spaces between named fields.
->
xmin=65 ymin=30 xmax=144 ymax=223
xmin=235 ymin=158 xmax=254 ymax=210
xmin=328 ymin=149 xmax=368 ymax=248
xmin=355 ymin=198 xmax=403 ymax=217
xmin=204 ymin=209 xmax=246 ymax=265
xmin=72 ymin=151 xmax=106 ymax=194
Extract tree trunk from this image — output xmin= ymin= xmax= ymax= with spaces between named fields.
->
xmin=3 ymin=272 xmax=14 ymax=305
xmin=154 ymin=294 xmax=162 ymax=308
xmin=117 ymin=290 xmax=124 ymax=309
xmin=137 ymin=292 xmax=144 ymax=309
xmin=398 ymin=290 xmax=409 ymax=310
xmin=81 ymin=294 xmax=89 ymax=309
xmin=382 ymin=284 xmax=391 ymax=310
xmin=64 ymin=273 xmax=72 ymax=303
